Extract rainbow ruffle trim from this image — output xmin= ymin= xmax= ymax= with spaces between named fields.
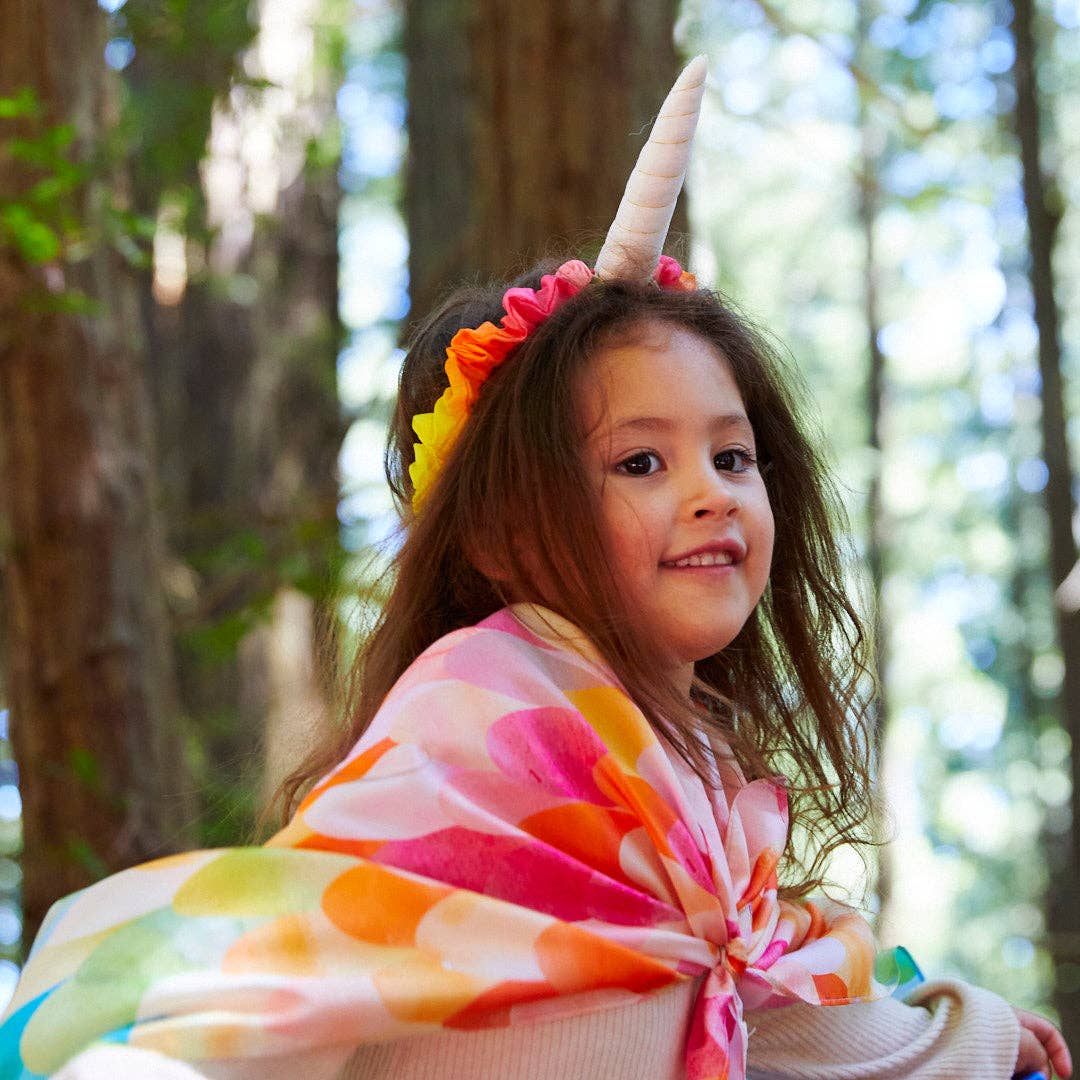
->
xmin=409 ymin=256 xmax=697 ymax=510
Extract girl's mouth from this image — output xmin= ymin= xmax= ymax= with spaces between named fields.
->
xmin=660 ymin=551 xmax=735 ymax=569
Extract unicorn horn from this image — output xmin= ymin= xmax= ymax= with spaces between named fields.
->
xmin=594 ymin=54 xmax=708 ymax=281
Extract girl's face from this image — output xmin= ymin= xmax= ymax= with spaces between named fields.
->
xmin=578 ymin=321 xmax=774 ymax=689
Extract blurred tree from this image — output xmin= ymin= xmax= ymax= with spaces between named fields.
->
xmin=0 ymin=0 xmax=195 ymax=942
xmin=849 ymin=0 xmax=894 ymax=931
xmin=404 ymin=0 xmax=684 ymax=319
xmin=117 ymin=0 xmax=350 ymax=839
xmin=1010 ymin=0 xmax=1080 ymax=1045
xmin=679 ymin=0 xmax=1053 ymax=1006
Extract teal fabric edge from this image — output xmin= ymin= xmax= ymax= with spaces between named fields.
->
xmin=0 ymin=988 xmax=52 ymax=1079
xmin=875 ymin=945 xmax=925 ymax=1000
xmin=0 ymin=983 xmax=132 ymax=1079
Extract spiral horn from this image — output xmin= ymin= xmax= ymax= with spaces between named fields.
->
xmin=594 ymin=55 xmax=708 ymax=281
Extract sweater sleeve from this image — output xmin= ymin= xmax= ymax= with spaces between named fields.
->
xmin=745 ymin=978 xmax=1021 ymax=1080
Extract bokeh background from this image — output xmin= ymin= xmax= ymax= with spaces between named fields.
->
xmin=1 ymin=0 xmax=1079 ymax=1051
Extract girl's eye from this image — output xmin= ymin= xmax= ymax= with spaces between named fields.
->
xmin=616 ymin=451 xmax=662 ymax=476
xmin=714 ymin=448 xmax=757 ymax=473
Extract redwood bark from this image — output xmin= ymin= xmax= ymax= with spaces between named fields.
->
xmin=1011 ymin=0 xmax=1080 ymax=1045
xmin=405 ymin=0 xmax=684 ymax=319
xmin=0 ymin=0 xmax=194 ymax=941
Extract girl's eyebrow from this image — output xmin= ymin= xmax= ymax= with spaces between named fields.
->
xmin=609 ymin=413 xmax=755 ymax=438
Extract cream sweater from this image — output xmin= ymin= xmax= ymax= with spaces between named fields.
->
xmin=56 ymin=976 xmax=1020 ymax=1079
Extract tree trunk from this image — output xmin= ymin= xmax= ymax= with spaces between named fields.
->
xmin=123 ymin=0 xmax=348 ymax=839
xmin=1011 ymin=0 xmax=1080 ymax=1045
xmin=405 ymin=0 xmax=684 ymax=319
xmin=0 ymin=0 xmax=194 ymax=943
xmin=856 ymin=93 xmax=894 ymax=936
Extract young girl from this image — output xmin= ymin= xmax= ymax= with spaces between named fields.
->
xmin=1 ymin=58 xmax=1071 ymax=1080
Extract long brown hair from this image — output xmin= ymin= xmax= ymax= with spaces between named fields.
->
xmin=279 ymin=267 xmax=877 ymax=896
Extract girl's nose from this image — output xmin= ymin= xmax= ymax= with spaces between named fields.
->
xmin=689 ymin=468 xmax=739 ymax=519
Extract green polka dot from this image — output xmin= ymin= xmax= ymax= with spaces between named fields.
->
xmin=173 ymin=847 xmax=349 ymax=918
xmin=23 ymin=908 xmax=195 ymax=1073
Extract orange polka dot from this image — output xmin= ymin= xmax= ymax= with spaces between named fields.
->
xmin=295 ymin=834 xmax=386 ymax=859
xmin=593 ymin=759 xmax=679 ymax=857
xmin=265 ymin=815 xmax=316 ymax=848
xmin=223 ymin=914 xmax=319 ymax=976
xmin=299 ymin=737 xmax=397 ymax=810
xmin=322 ymin=862 xmax=451 ymax=946
xmin=804 ymin=901 xmax=826 ymax=941
xmin=567 ymin=687 xmax=652 ymax=769
xmin=445 ymin=979 xmax=553 ymax=1030
xmin=535 ymin=921 xmax=676 ymax=996
xmin=518 ymin=803 xmax=638 ymax=887
xmin=738 ymin=849 xmax=779 ymax=908
xmin=812 ymin=972 xmax=849 ymax=1003
xmin=373 ymin=956 xmax=480 ymax=1024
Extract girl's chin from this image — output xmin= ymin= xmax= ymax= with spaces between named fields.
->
xmin=670 ymin=634 xmax=741 ymax=667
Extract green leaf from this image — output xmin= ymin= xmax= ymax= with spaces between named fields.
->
xmin=4 ymin=125 xmax=79 ymax=174
xmin=192 ymin=530 xmax=270 ymax=575
xmin=0 ymin=204 xmax=60 ymax=263
xmin=42 ymin=122 xmax=75 ymax=153
xmin=5 ymin=137 xmax=49 ymax=167
xmin=68 ymin=746 xmax=103 ymax=792
xmin=181 ymin=610 xmax=256 ymax=665
xmin=111 ymin=231 xmax=151 ymax=269
xmin=25 ymin=174 xmax=77 ymax=206
xmin=66 ymin=837 xmax=108 ymax=880
xmin=0 ymin=87 xmax=40 ymax=119
xmin=23 ymin=289 xmax=104 ymax=317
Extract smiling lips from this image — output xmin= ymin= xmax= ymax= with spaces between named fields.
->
xmin=660 ymin=541 xmax=745 ymax=568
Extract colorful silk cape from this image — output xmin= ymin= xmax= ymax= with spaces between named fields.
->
xmin=0 ymin=605 xmax=895 ymax=1080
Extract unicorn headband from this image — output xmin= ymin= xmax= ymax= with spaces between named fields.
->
xmin=409 ymin=55 xmax=709 ymax=511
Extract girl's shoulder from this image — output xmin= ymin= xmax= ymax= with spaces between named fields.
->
xmin=318 ymin=604 xmax=630 ymax=791
xmin=388 ymin=603 xmax=618 ymax=705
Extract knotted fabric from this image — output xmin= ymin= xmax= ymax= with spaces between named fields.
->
xmin=1 ymin=605 xmax=889 ymax=1079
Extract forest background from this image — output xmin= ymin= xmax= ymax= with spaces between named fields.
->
xmin=2 ymin=0 xmax=1079 ymax=1055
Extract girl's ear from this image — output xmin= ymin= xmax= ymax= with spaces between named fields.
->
xmin=464 ymin=521 xmax=521 ymax=587
xmin=467 ymin=527 xmax=543 ymax=597
xmin=469 ymin=543 xmax=510 ymax=585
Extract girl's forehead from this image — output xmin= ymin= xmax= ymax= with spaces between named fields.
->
xmin=578 ymin=322 xmax=743 ymax=425
xmin=596 ymin=317 xmax=701 ymax=354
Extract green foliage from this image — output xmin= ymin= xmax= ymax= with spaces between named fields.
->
xmin=676 ymin=0 xmax=1080 ymax=1019
xmin=21 ymin=289 xmax=103 ymax=317
xmin=0 ymin=91 xmax=86 ymax=266
xmin=190 ymin=528 xmax=270 ymax=579
xmin=0 ymin=87 xmax=40 ymax=121
xmin=101 ymin=204 xmax=157 ymax=269
xmin=64 ymin=838 xmax=108 ymax=880
xmin=67 ymin=747 xmax=104 ymax=794
xmin=118 ymin=0 xmax=258 ymax=195
xmin=180 ymin=605 xmax=268 ymax=666
xmin=176 ymin=514 xmax=345 ymax=670
xmin=182 ymin=712 xmax=262 ymax=847
xmin=197 ymin=771 xmax=261 ymax=847
xmin=316 ymin=0 xmax=352 ymax=78
xmin=0 ymin=85 xmax=156 ymax=292
xmin=0 ymin=204 xmax=60 ymax=264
